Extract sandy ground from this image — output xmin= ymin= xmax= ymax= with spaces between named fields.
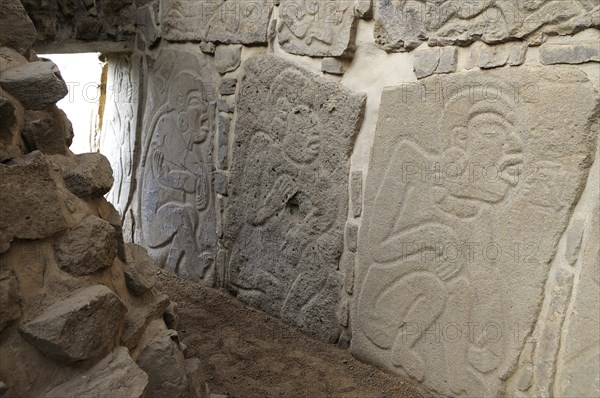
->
xmin=157 ymin=272 xmax=431 ymax=398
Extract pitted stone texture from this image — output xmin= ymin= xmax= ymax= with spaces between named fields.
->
xmin=0 ymin=151 xmax=73 ymax=249
xmin=0 ymin=0 xmax=37 ymax=54
xmin=54 ymin=216 xmax=118 ymax=276
xmin=373 ymin=0 xmax=599 ymax=51
xmin=350 ymin=67 xmax=598 ymax=397
xmin=278 ymin=0 xmax=357 ymax=56
xmin=224 ymin=54 xmax=365 ymax=342
xmin=161 ymin=0 xmax=272 ymax=44
xmin=22 ymin=106 xmax=73 ymax=155
xmin=185 ymin=358 xmax=210 ymax=398
xmin=214 ymin=45 xmax=242 ymax=74
xmin=220 ymin=78 xmax=237 ymax=95
xmin=123 ymin=243 xmax=157 ymax=296
xmin=137 ymin=49 xmax=217 ymax=283
xmin=0 ymin=271 xmax=21 ymax=331
xmin=0 ymin=87 xmax=25 ymax=162
xmin=63 ymin=153 xmax=114 ymax=198
xmin=19 ymin=285 xmax=127 ymax=364
xmin=136 ymin=328 xmax=189 ymax=398
xmin=0 ymin=60 xmax=68 ymax=110
xmin=44 ymin=347 xmax=148 ymax=398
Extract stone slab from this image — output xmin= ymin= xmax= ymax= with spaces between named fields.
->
xmin=373 ymin=0 xmax=599 ymax=51
xmin=278 ymin=0 xmax=357 ymax=56
xmin=161 ymin=0 xmax=272 ymax=45
xmin=137 ymin=49 xmax=218 ymax=283
xmin=224 ymin=54 xmax=365 ymax=342
xmin=350 ymin=66 xmax=598 ymax=397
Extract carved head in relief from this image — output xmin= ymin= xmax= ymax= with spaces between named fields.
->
xmin=439 ymin=84 xmax=525 ymax=203
xmin=168 ymin=72 xmax=211 ymax=147
xmin=269 ymin=69 xmax=321 ymax=164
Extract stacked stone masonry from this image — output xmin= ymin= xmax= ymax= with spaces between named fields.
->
xmin=2 ymin=0 xmax=599 ymax=396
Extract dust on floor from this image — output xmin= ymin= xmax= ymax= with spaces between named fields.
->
xmin=157 ymin=272 xmax=431 ymax=398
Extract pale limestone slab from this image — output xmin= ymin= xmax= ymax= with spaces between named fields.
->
xmin=350 ymin=66 xmax=598 ymax=397
xmin=136 ymin=49 xmax=218 ymax=284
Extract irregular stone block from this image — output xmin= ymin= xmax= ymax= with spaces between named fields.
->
xmin=0 ymin=60 xmax=68 ymax=110
xmin=137 ymin=49 xmax=217 ymax=282
xmin=185 ymin=358 xmax=210 ymax=398
xmin=436 ymin=47 xmax=457 ymax=73
xmin=62 ymin=152 xmax=114 ymax=198
xmin=373 ymin=0 xmax=598 ymax=51
xmin=121 ymin=294 xmax=169 ymax=349
xmin=214 ymin=45 xmax=242 ymax=74
xmin=354 ymin=0 xmax=373 ymax=19
xmin=278 ymin=0 xmax=357 ymax=56
xmin=0 ymin=47 xmax=28 ymax=73
xmin=136 ymin=328 xmax=189 ymax=398
xmin=217 ymin=99 xmax=234 ymax=113
xmin=54 ymin=216 xmax=118 ymax=276
xmin=161 ymin=0 xmax=272 ymax=45
xmin=0 ymin=87 xmax=24 ymax=162
xmin=44 ymin=347 xmax=148 ymax=398
xmin=321 ymin=57 xmax=346 ymax=75
xmin=350 ymin=66 xmax=598 ymax=397
xmin=0 ymin=0 xmax=37 ymax=54
xmin=540 ymin=43 xmax=600 ymax=65
xmin=20 ymin=285 xmax=127 ymax=364
xmin=22 ymin=106 xmax=73 ymax=155
xmin=213 ymin=170 xmax=228 ymax=195
xmin=199 ymin=41 xmax=216 ymax=54
xmin=350 ymin=171 xmax=362 ymax=217
xmin=343 ymin=252 xmax=355 ymax=295
xmin=467 ymin=42 xmax=529 ymax=70
xmin=414 ymin=47 xmax=456 ymax=78
xmin=217 ymin=114 xmax=230 ymax=169
xmin=123 ymin=243 xmax=157 ymax=296
xmin=0 ymin=152 xmax=72 ymax=248
xmin=219 ymin=78 xmax=237 ymax=96
xmin=0 ymin=270 xmax=21 ymax=331
xmin=224 ymin=54 xmax=365 ymax=342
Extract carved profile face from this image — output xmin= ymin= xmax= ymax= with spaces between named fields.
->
xmin=441 ymin=93 xmax=525 ymax=203
xmin=169 ymin=73 xmax=211 ymax=146
xmin=281 ymin=104 xmax=321 ymax=164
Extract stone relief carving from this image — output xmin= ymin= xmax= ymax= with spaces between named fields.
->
xmin=224 ymin=54 xmax=365 ymax=342
xmin=277 ymin=0 xmax=358 ymax=56
xmin=350 ymin=67 xmax=598 ymax=397
xmin=136 ymin=49 xmax=218 ymax=284
xmin=100 ymin=55 xmax=140 ymax=224
xmin=374 ymin=0 xmax=600 ymax=51
xmin=161 ymin=0 xmax=273 ymax=44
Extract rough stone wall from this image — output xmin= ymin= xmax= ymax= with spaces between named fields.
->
xmin=0 ymin=3 xmax=208 ymax=396
xmin=16 ymin=0 xmax=599 ymax=396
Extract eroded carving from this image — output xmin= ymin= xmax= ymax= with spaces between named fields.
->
xmin=374 ymin=0 xmax=599 ymax=51
xmin=278 ymin=0 xmax=358 ymax=56
xmin=137 ymin=49 xmax=218 ymax=284
xmin=224 ymin=54 xmax=365 ymax=342
xmin=161 ymin=0 xmax=272 ymax=44
xmin=351 ymin=67 xmax=598 ymax=397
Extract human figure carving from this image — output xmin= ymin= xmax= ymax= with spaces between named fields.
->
xmin=359 ymin=89 xmax=525 ymax=394
xmin=141 ymin=69 xmax=214 ymax=280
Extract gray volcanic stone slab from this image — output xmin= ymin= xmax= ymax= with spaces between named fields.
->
xmin=540 ymin=42 xmax=600 ymax=64
xmin=22 ymin=106 xmax=73 ymax=156
xmin=373 ymin=0 xmax=599 ymax=51
xmin=0 ymin=60 xmax=68 ymax=110
xmin=214 ymin=45 xmax=242 ymax=74
xmin=137 ymin=49 xmax=218 ymax=284
xmin=161 ymin=0 xmax=272 ymax=45
xmin=350 ymin=66 xmax=598 ymax=397
xmin=20 ymin=285 xmax=127 ymax=364
xmin=44 ymin=347 xmax=148 ymax=398
xmin=278 ymin=0 xmax=357 ymax=56
xmin=224 ymin=54 xmax=365 ymax=342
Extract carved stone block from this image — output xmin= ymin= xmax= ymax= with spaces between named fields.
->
xmin=277 ymin=0 xmax=358 ymax=57
xmin=161 ymin=0 xmax=273 ymax=45
xmin=136 ymin=49 xmax=218 ymax=284
xmin=224 ymin=54 xmax=365 ymax=342
xmin=374 ymin=0 xmax=599 ymax=51
xmin=350 ymin=66 xmax=598 ymax=397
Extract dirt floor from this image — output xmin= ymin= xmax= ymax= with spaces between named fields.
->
xmin=157 ymin=272 xmax=431 ymax=398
